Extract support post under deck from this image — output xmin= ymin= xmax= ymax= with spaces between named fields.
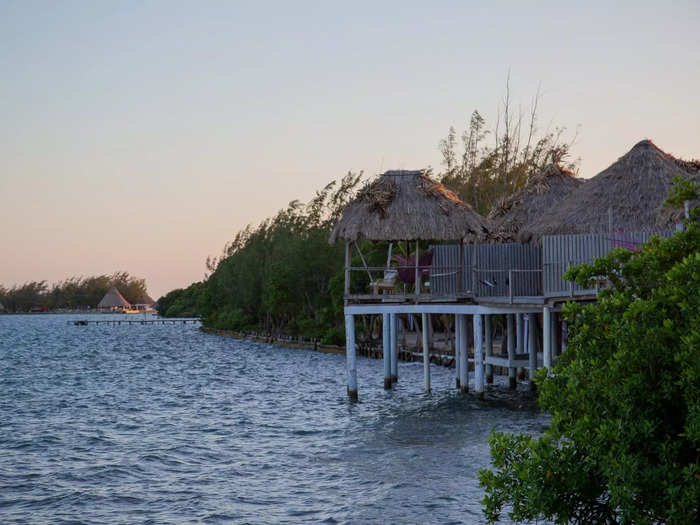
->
xmin=459 ymin=314 xmax=468 ymax=392
xmin=383 ymin=313 xmax=391 ymax=390
xmin=422 ymin=313 xmax=430 ymax=393
xmin=474 ymin=313 xmax=484 ymax=398
xmin=485 ymin=315 xmax=493 ymax=384
xmin=507 ymin=314 xmax=516 ymax=389
xmin=345 ymin=314 xmax=358 ymax=400
xmin=455 ymin=314 xmax=461 ymax=389
xmin=528 ymin=313 xmax=537 ymax=391
xmin=390 ymin=313 xmax=398 ymax=383
xmin=543 ymin=306 xmax=552 ymax=371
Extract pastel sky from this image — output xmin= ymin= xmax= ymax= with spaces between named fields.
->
xmin=1 ymin=1 xmax=699 ymax=299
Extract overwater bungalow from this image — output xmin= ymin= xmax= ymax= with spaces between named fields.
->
xmin=97 ymin=287 xmax=132 ymax=312
xmin=331 ymin=141 xmax=695 ymax=400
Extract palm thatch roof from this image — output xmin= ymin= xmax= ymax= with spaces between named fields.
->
xmin=525 ymin=140 xmax=699 ymax=237
xmin=488 ymin=162 xmax=584 ymax=242
xmin=329 ymin=170 xmax=490 ymax=243
xmin=132 ymin=293 xmax=155 ymax=305
xmin=97 ymin=287 xmax=131 ymax=309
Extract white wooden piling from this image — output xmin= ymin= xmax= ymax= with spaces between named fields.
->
xmin=345 ymin=314 xmax=358 ymax=400
xmin=474 ymin=313 xmax=484 ymax=398
xmin=383 ymin=313 xmax=391 ymax=389
xmin=455 ymin=313 xmax=461 ymax=389
xmin=543 ymin=306 xmax=552 ymax=371
xmin=422 ymin=312 xmax=430 ymax=392
xmin=507 ymin=314 xmax=516 ymax=389
xmin=459 ymin=314 xmax=468 ymax=392
xmin=485 ymin=314 xmax=493 ymax=384
xmin=528 ymin=313 xmax=537 ymax=391
xmin=550 ymin=311 xmax=559 ymax=359
xmin=390 ymin=313 xmax=398 ymax=383
xmin=516 ymin=313 xmax=524 ymax=378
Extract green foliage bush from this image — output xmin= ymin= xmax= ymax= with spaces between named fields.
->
xmin=479 ymin=226 xmax=700 ymax=524
xmin=198 ymin=173 xmax=365 ymax=336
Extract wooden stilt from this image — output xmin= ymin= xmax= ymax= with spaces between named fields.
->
xmin=528 ymin=313 xmax=537 ymax=391
xmin=345 ymin=314 xmax=358 ymax=400
xmin=507 ymin=314 xmax=516 ymax=389
xmin=383 ymin=313 xmax=391 ymax=389
xmin=543 ymin=306 xmax=552 ymax=371
xmin=551 ymin=311 xmax=559 ymax=359
xmin=455 ymin=313 xmax=461 ymax=389
xmin=474 ymin=313 xmax=484 ymax=398
xmin=485 ymin=315 xmax=493 ymax=384
xmin=516 ymin=313 xmax=524 ymax=378
xmin=459 ymin=314 xmax=468 ymax=392
xmin=390 ymin=313 xmax=398 ymax=383
xmin=422 ymin=312 xmax=430 ymax=392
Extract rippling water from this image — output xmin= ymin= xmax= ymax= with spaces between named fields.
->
xmin=0 ymin=314 xmax=548 ymax=524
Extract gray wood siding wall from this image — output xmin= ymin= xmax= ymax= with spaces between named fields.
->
xmin=542 ymin=231 xmax=674 ymax=297
xmin=430 ymin=245 xmax=471 ymax=295
xmin=430 ymin=243 xmax=541 ymax=297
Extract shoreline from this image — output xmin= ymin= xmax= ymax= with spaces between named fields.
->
xmin=199 ymin=326 xmax=462 ymax=368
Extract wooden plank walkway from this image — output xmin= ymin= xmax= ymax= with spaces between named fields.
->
xmin=71 ymin=319 xmax=200 ymax=326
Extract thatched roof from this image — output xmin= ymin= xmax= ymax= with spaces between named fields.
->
xmin=329 ymin=170 xmax=490 ymax=243
xmin=97 ymin=287 xmax=131 ymax=308
xmin=488 ymin=163 xmax=584 ymax=242
xmin=525 ymin=140 xmax=699 ymax=237
xmin=132 ymin=293 xmax=155 ymax=305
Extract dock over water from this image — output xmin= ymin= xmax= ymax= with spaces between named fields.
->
xmin=71 ymin=318 xmax=200 ymax=326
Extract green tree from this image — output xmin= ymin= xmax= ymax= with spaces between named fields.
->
xmin=198 ymin=172 xmax=363 ymax=343
xmin=479 ymin=225 xmax=700 ymax=524
xmin=439 ymin=79 xmax=579 ymax=215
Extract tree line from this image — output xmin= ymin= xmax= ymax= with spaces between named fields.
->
xmin=0 ymin=272 xmax=149 ymax=313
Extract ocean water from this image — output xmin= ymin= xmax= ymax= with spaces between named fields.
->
xmin=0 ymin=314 xmax=548 ymax=524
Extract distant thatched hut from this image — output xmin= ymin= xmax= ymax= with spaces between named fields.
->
xmin=329 ymin=170 xmax=490 ymax=243
xmin=97 ymin=287 xmax=131 ymax=311
xmin=488 ymin=163 xmax=583 ymax=242
xmin=526 ymin=140 xmax=699 ymax=237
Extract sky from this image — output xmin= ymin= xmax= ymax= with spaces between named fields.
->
xmin=1 ymin=1 xmax=699 ymax=299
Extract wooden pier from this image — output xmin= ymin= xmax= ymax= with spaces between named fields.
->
xmin=71 ymin=318 xmax=200 ymax=326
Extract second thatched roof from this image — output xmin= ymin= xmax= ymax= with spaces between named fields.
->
xmin=329 ymin=170 xmax=490 ymax=243
xmin=488 ymin=163 xmax=584 ymax=242
xmin=525 ymin=140 xmax=699 ymax=237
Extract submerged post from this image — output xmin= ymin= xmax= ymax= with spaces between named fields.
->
xmin=390 ymin=313 xmax=398 ymax=383
xmin=459 ymin=314 xmax=468 ymax=392
xmin=383 ymin=313 xmax=391 ymax=389
xmin=345 ymin=314 xmax=358 ymax=400
xmin=528 ymin=313 xmax=537 ymax=391
xmin=485 ymin=314 xmax=493 ymax=384
xmin=422 ymin=312 xmax=430 ymax=392
xmin=516 ymin=313 xmax=524 ymax=379
xmin=543 ymin=306 xmax=552 ymax=371
xmin=474 ymin=313 xmax=484 ymax=398
xmin=455 ymin=314 xmax=461 ymax=388
xmin=507 ymin=314 xmax=516 ymax=389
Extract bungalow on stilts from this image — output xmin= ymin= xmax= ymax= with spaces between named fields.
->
xmin=329 ymin=140 xmax=696 ymax=400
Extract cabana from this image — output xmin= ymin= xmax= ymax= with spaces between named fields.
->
xmin=330 ymin=169 xmax=490 ymax=302
xmin=97 ymin=287 xmax=131 ymax=312
xmin=526 ymin=140 xmax=697 ymax=237
xmin=330 ymin=169 xmax=493 ymax=399
xmin=489 ymin=162 xmax=584 ymax=243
